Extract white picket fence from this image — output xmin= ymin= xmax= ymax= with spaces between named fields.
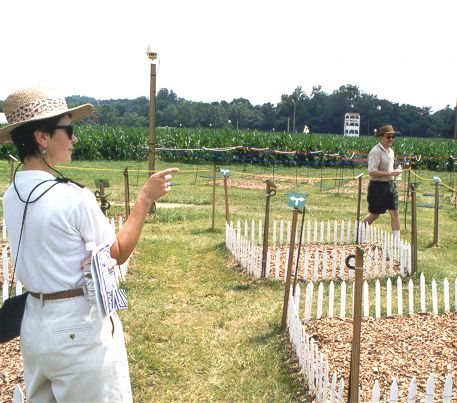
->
xmin=1 ymin=217 xmax=128 ymax=302
xmin=287 ymin=283 xmax=454 ymax=402
xmin=300 ymin=273 xmax=456 ymax=321
xmin=240 ymin=217 xmax=405 ymax=250
xmin=226 ymin=220 xmax=412 ymax=282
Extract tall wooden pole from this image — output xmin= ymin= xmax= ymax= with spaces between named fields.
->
xmin=148 ymin=63 xmax=157 ymax=176
xmin=211 ymin=163 xmax=217 ymax=229
xmin=355 ymin=173 xmax=363 ymax=244
xmin=410 ymin=183 xmax=418 ymax=275
xmin=432 ymin=180 xmax=440 ymax=246
xmin=123 ymin=167 xmax=131 ymax=218
xmin=347 ymin=173 xmax=364 ymax=402
xmin=348 ymin=246 xmax=364 ymax=403
xmin=223 ymin=176 xmax=230 ymax=224
xmin=280 ymin=208 xmax=299 ymax=330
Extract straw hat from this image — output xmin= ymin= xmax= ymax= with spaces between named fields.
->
xmin=0 ymin=86 xmax=94 ymax=144
xmin=377 ymin=124 xmax=400 ymax=136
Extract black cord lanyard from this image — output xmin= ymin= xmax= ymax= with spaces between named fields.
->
xmin=8 ymin=164 xmax=83 ymax=297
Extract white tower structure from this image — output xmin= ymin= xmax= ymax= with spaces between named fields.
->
xmin=344 ymin=112 xmax=360 ymax=136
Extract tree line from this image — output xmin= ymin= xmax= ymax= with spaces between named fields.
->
xmin=1 ymin=84 xmax=455 ymax=137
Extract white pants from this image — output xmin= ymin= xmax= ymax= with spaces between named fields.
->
xmin=21 ymin=295 xmax=132 ymax=403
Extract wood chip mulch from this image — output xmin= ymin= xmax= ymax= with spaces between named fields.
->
xmin=1 ymin=239 xmax=25 ymax=402
xmin=302 ymin=313 xmax=457 ymax=402
xmin=0 ymin=339 xmax=24 ymax=402
xmin=269 ymin=243 xmax=401 ymax=282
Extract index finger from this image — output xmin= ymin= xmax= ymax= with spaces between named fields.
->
xmin=155 ymin=168 xmax=180 ymax=177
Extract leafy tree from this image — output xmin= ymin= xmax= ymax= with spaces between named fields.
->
xmin=2 ymin=85 xmax=451 ymax=137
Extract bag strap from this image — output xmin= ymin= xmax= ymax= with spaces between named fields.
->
xmin=9 ymin=178 xmax=63 ymax=298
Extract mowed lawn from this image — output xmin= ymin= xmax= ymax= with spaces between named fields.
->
xmin=121 ymin=216 xmax=303 ymax=402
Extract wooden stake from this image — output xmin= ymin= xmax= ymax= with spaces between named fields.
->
xmin=348 ymin=246 xmax=364 ymax=403
xmin=8 ymin=160 xmax=14 ymax=184
xmin=355 ymin=173 xmax=363 ymax=244
xmin=410 ymin=183 xmax=418 ymax=275
xmin=211 ymin=162 xmax=217 ymax=229
xmin=123 ymin=167 xmax=131 ymax=218
xmin=223 ymin=176 xmax=230 ymax=224
xmin=433 ymin=180 xmax=439 ymax=246
xmin=404 ymin=168 xmax=411 ymax=230
xmin=261 ymin=180 xmax=277 ymax=278
xmin=280 ymin=208 xmax=299 ymax=330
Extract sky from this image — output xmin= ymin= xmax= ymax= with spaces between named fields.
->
xmin=1 ymin=0 xmax=456 ymax=112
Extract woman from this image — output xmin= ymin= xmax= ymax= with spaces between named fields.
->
xmin=0 ymin=86 xmax=178 ymax=402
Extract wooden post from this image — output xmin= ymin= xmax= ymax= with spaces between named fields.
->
xmin=8 ymin=154 xmax=18 ymax=183
xmin=95 ymin=179 xmax=110 ymax=216
xmin=100 ymin=182 xmax=107 ymax=216
xmin=410 ymin=183 xmax=418 ymax=275
xmin=292 ymin=207 xmax=306 ymax=296
xmin=432 ymin=180 xmax=439 ymax=246
xmin=223 ymin=176 xmax=230 ymax=224
xmin=211 ymin=162 xmax=217 ymax=229
xmin=449 ymin=156 xmax=456 ymax=198
xmin=348 ymin=245 xmax=364 ymax=403
xmin=123 ymin=167 xmax=131 ymax=218
xmin=280 ymin=208 xmax=299 ymax=330
xmin=148 ymin=63 xmax=157 ymax=176
xmin=9 ymin=160 xmax=14 ymax=184
xmin=261 ymin=180 xmax=277 ymax=278
xmin=404 ymin=167 xmax=411 ymax=230
xmin=355 ymin=173 xmax=363 ymax=244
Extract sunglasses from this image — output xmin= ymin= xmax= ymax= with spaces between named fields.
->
xmin=386 ymin=135 xmax=396 ymax=140
xmin=53 ymin=125 xmax=74 ymax=139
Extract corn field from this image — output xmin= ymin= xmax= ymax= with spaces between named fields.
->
xmin=0 ymin=126 xmax=455 ymax=170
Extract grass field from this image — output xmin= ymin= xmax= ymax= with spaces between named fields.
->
xmin=1 ymin=158 xmax=456 ymax=402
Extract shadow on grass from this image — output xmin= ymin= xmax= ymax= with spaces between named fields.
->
xmin=248 ymin=325 xmax=281 ymax=344
xmin=190 ymin=227 xmax=224 ymax=235
xmin=214 ymin=241 xmax=229 ymax=251
xmin=424 ymin=241 xmax=441 ymax=249
xmin=231 ymin=278 xmax=282 ymax=292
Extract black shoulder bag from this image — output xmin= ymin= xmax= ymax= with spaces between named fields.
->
xmin=0 ymin=173 xmax=78 ymax=343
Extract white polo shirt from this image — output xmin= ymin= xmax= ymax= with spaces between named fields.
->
xmin=367 ymin=143 xmax=395 ymax=182
xmin=3 ymin=170 xmax=116 ymax=293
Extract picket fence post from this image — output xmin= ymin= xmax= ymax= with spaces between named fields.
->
xmin=386 ymin=278 xmax=392 ymax=316
xmin=340 ymin=281 xmax=346 ymax=319
xmin=420 ymin=273 xmax=426 ymax=312
xmin=13 ymin=385 xmax=24 ymax=403
xmin=441 ymin=278 xmax=449 ymax=313
xmin=425 ymin=374 xmax=435 ymax=403
xmin=397 ymin=277 xmax=403 ymax=315
xmin=443 ymin=374 xmax=453 ymax=402
xmin=328 ymin=281 xmax=334 ymax=318
xmin=407 ymin=377 xmax=417 ymax=402
xmin=303 ymin=249 xmax=309 ymax=281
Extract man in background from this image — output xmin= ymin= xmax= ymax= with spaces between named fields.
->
xmin=363 ymin=124 xmax=402 ymax=239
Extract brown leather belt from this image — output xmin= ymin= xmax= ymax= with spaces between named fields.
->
xmin=30 ymin=288 xmax=85 ymax=301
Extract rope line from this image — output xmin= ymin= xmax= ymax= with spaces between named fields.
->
xmin=0 ymin=159 xmax=455 ymax=192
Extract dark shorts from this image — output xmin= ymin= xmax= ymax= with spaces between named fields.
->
xmin=367 ymin=181 xmax=398 ymax=214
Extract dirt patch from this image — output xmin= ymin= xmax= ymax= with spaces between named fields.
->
xmin=303 ymin=313 xmax=457 ymax=402
xmin=209 ymin=174 xmax=334 ymax=191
